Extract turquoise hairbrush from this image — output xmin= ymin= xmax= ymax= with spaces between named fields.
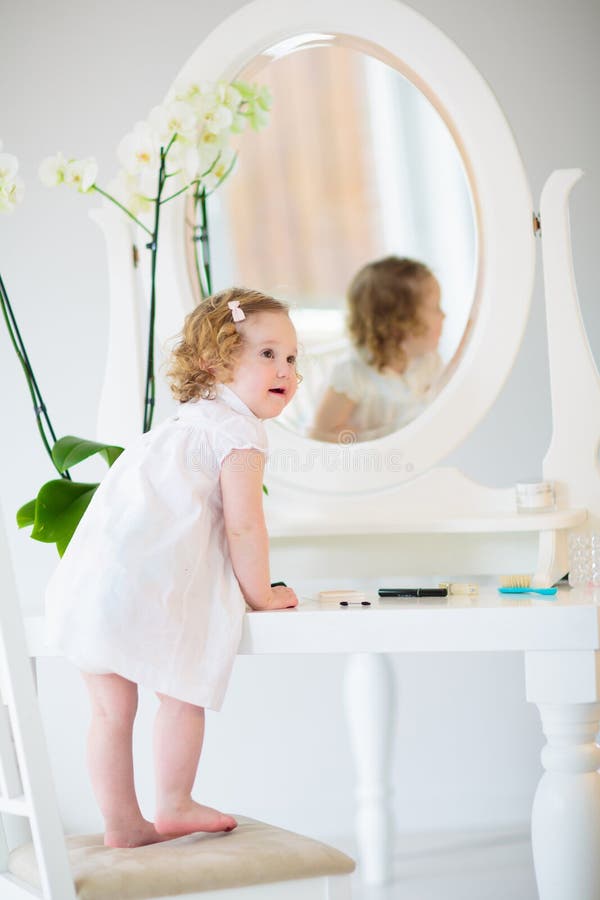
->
xmin=499 ymin=586 xmax=557 ymax=596
xmin=498 ymin=575 xmax=557 ymax=597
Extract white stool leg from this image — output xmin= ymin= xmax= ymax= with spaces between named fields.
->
xmin=343 ymin=652 xmax=394 ymax=885
xmin=526 ymin=651 xmax=600 ymax=899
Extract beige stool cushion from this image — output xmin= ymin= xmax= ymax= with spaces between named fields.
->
xmin=8 ymin=815 xmax=355 ymax=900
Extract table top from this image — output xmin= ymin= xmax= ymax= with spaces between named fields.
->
xmin=237 ymin=586 xmax=600 ymax=654
xmin=26 ymin=586 xmax=600 ymax=658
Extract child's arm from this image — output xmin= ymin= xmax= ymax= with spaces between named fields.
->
xmin=309 ymin=388 xmax=357 ymax=442
xmin=221 ymin=448 xmax=297 ymax=611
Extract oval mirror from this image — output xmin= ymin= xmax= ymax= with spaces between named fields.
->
xmin=186 ymin=36 xmax=477 ymax=443
xmin=166 ymin=0 xmax=534 ymax=494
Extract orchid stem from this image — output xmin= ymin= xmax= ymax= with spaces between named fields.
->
xmin=91 ymin=185 xmax=153 ymax=236
xmin=142 ymin=147 xmax=167 ymax=433
xmin=160 ymin=183 xmax=192 ymax=204
xmin=192 ymin=186 xmax=212 ymax=299
xmin=0 ymin=271 xmax=69 ymax=478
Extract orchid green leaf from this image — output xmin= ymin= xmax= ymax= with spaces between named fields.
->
xmin=51 ymin=435 xmax=124 ymax=473
xmin=30 ymin=479 xmax=99 ymax=556
xmin=16 ymin=498 xmax=36 ymax=528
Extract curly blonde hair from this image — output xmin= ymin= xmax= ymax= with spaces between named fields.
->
xmin=347 ymin=257 xmax=434 ymax=372
xmin=167 ymin=287 xmax=291 ymax=403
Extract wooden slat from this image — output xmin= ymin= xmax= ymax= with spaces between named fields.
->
xmin=0 ymin=704 xmax=23 ymax=799
xmin=0 ymin=796 xmax=29 ymax=817
xmin=0 ymin=504 xmax=77 ymax=900
xmin=0 ymin=872 xmax=42 ymax=899
xmin=0 ymin=814 xmax=8 ymax=874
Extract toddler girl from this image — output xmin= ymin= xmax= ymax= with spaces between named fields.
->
xmin=45 ymin=288 xmax=299 ymax=848
xmin=311 ymin=257 xmax=445 ymax=442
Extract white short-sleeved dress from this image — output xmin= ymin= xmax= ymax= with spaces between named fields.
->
xmin=329 ymin=347 xmax=443 ymax=439
xmin=45 ymin=384 xmax=267 ymax=710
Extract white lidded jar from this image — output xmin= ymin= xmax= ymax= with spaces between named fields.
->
xmin=515 ymin=481 xmax=555 ymax=513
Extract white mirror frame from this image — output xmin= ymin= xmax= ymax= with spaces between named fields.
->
xmin=154 ymin=0 xmax=535 ymax=495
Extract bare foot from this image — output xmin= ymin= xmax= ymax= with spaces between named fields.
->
xmin=155 ymin=800 xmax=237 ymax=837
xmin=104 ymin=818 xmax=173 ymax=848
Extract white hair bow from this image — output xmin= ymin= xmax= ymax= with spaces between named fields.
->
xmin=228 ymin=300 xmax=246 ymax=322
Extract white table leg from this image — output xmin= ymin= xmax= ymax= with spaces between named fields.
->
xmin=525 ymin=650 xmax=600 ymax=899
xmin=343 ymin=652 xmax=395 ymax=884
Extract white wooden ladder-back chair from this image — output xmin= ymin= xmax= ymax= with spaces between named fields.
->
xmin=0 ymin=514 xmax=355 ymax=900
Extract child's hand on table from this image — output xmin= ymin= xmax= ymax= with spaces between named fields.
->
xmin=270 ymin=585 xmax=299 ymax=609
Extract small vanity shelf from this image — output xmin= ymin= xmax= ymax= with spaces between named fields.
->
xmin=266 ymin=504 xmax=586 ymax=588
xmin=268 ymin=508 xmax=586 ymax=538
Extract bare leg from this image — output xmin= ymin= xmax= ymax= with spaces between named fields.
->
xmin=153 ymin=693 xmax=237 ymax=836
xmin=82 ymin=672 xmax=163 ymax=848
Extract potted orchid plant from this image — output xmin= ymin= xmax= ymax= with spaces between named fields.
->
xmin=1 ymin=79 xmax=271 ymax=555
xmin=0 ymin=144 xmax=122 ymax=554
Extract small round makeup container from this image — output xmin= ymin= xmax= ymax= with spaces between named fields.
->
xmin=515 ymin=481 xmax=555 ymax=513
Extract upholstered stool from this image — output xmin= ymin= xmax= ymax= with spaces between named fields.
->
xmin=7 ymin=816 xmax=355 ymax=899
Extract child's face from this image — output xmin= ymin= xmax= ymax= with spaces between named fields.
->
xmin=403 ymin=276 xmax=445 ymax=357
xmin=226 ymin=311 xmax=299 ymax=419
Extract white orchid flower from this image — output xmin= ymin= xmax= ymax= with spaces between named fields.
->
xmin=202 ymin=146 xmax=236 ymax=192
xmin=198 ymin=128 xmax=225 ymax=150
xmin=231 ymin=81 xmax=272 ymax=130
xmin=0 ymin=153 xmax=19 ymax=185
xmin=195 ymin=129 xmax=227 ymax=173
xmin=0 ymin=189 xmax=10 ymax=213
xmin=255 ymin=85 xmax=273 ymax=111
xmin=38 ymin=152 xmax=67 ymax=187
xmin=172 ymin=79 xmax=212 ymax=106
xmin=230 ymin=112 xmax=247 ymax=134
xmin=13 ymin=175 xmax=24 ymax=203
xmin=224 ymin=83 xmax=242 ymax=110
xmin=202 ymin=102 xmax=233 ymax=135
xmin=167 ymin=142 xmax=201 ymax=183
xmin=246 ymin=94 xmax=271 ymax=131
xmin=167 ymin=79 xmax=244 ymax=127
xmin=148 ymin=100 xmax=197 ymax=145
xmin=107 ymin=170 xmax=153 ymax=217
xmin=236 ymin=82 xmax=272 ymax=111
xmin=247 ymin=105 xmax=269 ymax=131
xmin=193 ymin=88 xmax=234 ymax=133
xmin=183 ymin=147 xmax=201 ymax=182
xmin=63 ymin=157 xmax=98 ymax=193
xmin=213 ymin=81 xmax=242 ymax=113
xmin=117 ymin=122 xmax=158 ymax=176
xmin=171 ymin=79 xmax=198 ymax=102
xmin=0 ymin=175 xmax=24 ymax=213
xmin=193 ymin=87 xmax=217 ymax=116
xmin=194 ymin=88 xmax=234 ymax=136
xmin=0 ymin=142 xmax=24 ymax=212
xmin=137 ymin=167 xmax=159 ymax=199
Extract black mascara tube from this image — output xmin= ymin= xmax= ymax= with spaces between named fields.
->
xmin=378 ymin=588 xmax=448 ymax=598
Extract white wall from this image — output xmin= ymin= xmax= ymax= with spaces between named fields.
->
xmin=1 ymin=0 xmax=599 ymax=842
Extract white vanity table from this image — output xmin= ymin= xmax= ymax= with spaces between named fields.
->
xmin=38 ymin=0 xmax=600 ymax=897
xmin=25 ymin=585 xmax=600 ymax=899
xmin=236 ymin=587 xmax=600 ymax=899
